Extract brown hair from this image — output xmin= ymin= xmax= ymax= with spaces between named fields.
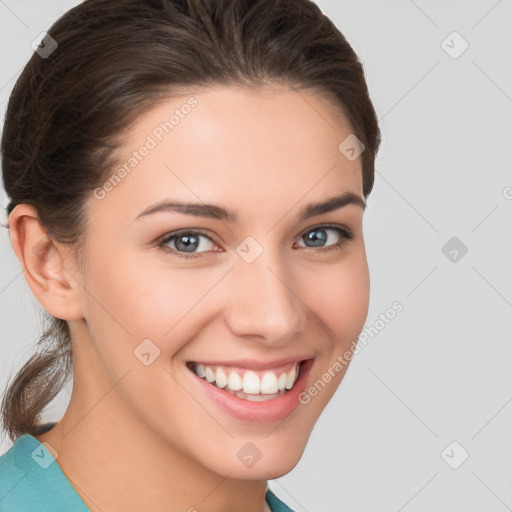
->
xmin=1 ymin=0 xmax=380 ymax=442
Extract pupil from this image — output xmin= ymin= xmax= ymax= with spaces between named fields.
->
xmin=176 ymin=235 xmax=198 ymax=253
xmin=306 ymin=229 xmax=326 ymax=247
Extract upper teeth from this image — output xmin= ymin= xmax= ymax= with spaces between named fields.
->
xmin=192 ymin=362 xmax=300 ymax=394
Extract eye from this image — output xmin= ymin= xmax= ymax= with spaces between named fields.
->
xmin=158 ymin=230 xmax=218 ymax=259
xmin=296 ymin=225 xmax=354 ymax=252
xmin=157 ymin=224 xmax=355 ymax=260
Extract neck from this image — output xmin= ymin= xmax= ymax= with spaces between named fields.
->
xmin=34 ymin=385 xmax=269 ymax=512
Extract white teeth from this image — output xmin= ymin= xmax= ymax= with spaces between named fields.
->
xmin=278 ymin=372 xmax=287 ymax=391
xmin=215 ymin=368 xmax=228 ymax=388
xmin=243 ymin=371 xmax=261 ymax=394
xmin=285 ymin=366 xmax=297 ymax=390
xmin=239 ymin=390 xmax=285 ymax=401
xmin=196 ymin=363 xmax=206 ymax=378
xmin=205 ymin=366 xmax=215 ymax=383
xmin=260 ymin=372 xmax=279 ymax=394
xmin=227 ymin=370 xmax=243 ymax=391
xmin=191 ymin=361 xmax=302 ymax=397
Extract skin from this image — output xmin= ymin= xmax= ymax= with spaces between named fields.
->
xmin=8 ymin=84 xmax=370 ymax=512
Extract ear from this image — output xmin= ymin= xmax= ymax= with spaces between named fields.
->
xmin=8 ymin=204 xmax=84 ymax=321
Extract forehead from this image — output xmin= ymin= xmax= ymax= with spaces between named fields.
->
xmin=87 ymin=85 xmax=363 ymax=225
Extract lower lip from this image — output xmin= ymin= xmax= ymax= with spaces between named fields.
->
xmin=187 ymin=359 xmax=314 ymax=423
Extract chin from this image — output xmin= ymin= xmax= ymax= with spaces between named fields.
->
xmin=220 ymin=449 xmax=305 ymax=481
xmin=200 ymin=431 xmax=310 ymax=481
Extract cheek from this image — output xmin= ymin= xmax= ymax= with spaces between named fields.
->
xmin=304 ymin=250 xmax=370 ymax=339
xmin=82 ymin=246 xmax=226 ymax=356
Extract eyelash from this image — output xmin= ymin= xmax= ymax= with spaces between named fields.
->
xmin=157 ymin=224 xmax=355 ymax=260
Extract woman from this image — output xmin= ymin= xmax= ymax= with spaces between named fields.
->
xmin=0 ymin=0 xmax=380 ymax=510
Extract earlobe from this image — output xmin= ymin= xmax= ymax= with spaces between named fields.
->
xmin=8 ymin=204 xmax=84 ymax=321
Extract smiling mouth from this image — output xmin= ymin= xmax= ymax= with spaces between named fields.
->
xmin=186 ymin=360 xmax=304 ymax=402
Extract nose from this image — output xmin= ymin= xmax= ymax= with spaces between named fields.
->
xmin=223 ymin=247 xmax=308 ymax=346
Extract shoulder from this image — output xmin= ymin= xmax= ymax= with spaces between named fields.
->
xmin=266 ymin=487 xmax=296 ymax=512
xmin=0 ymin=434 xmax=89 ymax=512
xmin=0 ymin=434 xmax=47 ymax=511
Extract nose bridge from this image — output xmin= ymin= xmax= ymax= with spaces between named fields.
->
xmin=226 ymin=244 xmax=307 ymax=342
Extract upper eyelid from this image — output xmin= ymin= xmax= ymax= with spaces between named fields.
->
xmin=159 ymin=228 xmax=217 ymax=244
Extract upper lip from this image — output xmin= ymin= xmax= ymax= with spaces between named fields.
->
xmin=187 ymin=355 xmax=314 ymax=371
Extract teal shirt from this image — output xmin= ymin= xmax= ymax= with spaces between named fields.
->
xmin=0 ymin=434 xmax=295 ymax=511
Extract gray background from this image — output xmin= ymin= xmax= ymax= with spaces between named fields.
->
xmin=1 ymin=1 xmax=511 ymax=511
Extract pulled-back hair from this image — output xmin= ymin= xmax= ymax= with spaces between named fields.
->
xmin=1 ymin=0 xmax=380 ymax=442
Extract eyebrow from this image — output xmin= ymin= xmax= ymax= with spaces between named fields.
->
xmin=133 ymin=191 xmax=366 ymax=223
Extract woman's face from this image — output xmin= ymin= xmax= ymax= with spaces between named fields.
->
xmin=74 ymin=84 xmax=370 ymax=479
